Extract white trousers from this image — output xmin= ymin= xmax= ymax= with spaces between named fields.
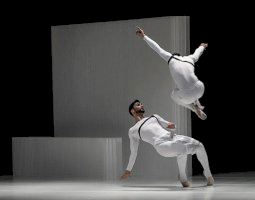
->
xmin=171 ymin=80 xmax=205 ymax=112
xmin=154 ymin=135 xmax=212 ymax=182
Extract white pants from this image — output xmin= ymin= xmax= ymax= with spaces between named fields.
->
xmin=171 ymin=80 xmax=205 ymax=112
xmin=154 ymin=135 xmax=212 ymax=182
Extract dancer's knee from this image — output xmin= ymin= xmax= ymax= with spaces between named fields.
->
xmin=199 ymin=142 xmax=204 ymax=148
xmin=196 ymin=142 xmax=205 ymax=152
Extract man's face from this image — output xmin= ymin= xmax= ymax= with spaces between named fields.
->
xmin=132 ymin=102 xmax=145 ymax=115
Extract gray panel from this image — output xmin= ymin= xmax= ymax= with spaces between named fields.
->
xmin=51 ymin=16 xmax=191 ymax=180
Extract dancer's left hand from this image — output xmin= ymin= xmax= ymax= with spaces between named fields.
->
xmin=167 ymin=122 xmax=175 ymax=129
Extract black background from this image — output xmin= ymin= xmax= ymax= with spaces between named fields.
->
xmin=1 ymin=4 xmax=254 ymax=176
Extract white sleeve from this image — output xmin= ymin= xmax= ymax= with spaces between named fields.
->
xmin=188 ymin=46 xmax=205 ymax=63
xmin=143 ymin=35 xmax=172 ymax=62
xmin=153 ymin=114 xmax=169 ymax=129
xmin=126 ymin=132 xmax=140 ymax=171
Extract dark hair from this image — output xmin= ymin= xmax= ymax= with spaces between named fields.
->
xmin=173 ymin=52 xmax=180 ymax=56
xmin=128 ymin=99 xmax=140 ymax=116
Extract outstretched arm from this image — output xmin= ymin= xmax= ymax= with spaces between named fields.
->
xmin=189 ymin=43 xmax=208 ymax=63
xmin=120 ymin=133 xmax=140 ymax=180
xmin=136 ymin=27 xmax=172 ymax=62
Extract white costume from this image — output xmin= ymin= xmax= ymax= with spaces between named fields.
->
xmin=126 ymin=114 xmax=212 ymax=182
xmin=143 ymin=36 xmax=206 ymax=112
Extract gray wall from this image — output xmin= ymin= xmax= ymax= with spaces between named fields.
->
xmin=51 ymin=16 xmax=191 ymax=180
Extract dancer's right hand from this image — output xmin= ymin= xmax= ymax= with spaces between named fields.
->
xmin=136 ymin=26 xmax=145 ymax=38
xmin=120 ymin=170 xmax=131 ymax=180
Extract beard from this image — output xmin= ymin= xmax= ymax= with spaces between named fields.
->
xmin=137 ymin=109 xmax=145 ymax=114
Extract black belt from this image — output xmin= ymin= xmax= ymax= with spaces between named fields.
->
xmin=138 ymin=115 xmax=162 ymax=140
xmin=167 ymin=53 xmax=194 ymax=66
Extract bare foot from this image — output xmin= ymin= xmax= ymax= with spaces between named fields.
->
xmin=207 ymin=176 xmax=214 ymax=186
xmin=193 ymin=103 xmax=207 ymax=120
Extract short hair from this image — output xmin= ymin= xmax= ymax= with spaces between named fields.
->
xmin=128 ymin=99 xmax=140 ymax=116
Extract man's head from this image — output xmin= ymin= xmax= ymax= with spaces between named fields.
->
xmin=129 ymin=99 xmax=145 ymax=117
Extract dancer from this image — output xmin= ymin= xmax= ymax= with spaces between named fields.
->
xmin=136 ymin=27 xmax=208 ymax=120
xmin=120 ymin=100 xmax=214 ymax=187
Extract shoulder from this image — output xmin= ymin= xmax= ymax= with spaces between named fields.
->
xmin=129 ymin=127 xmax=134 ymax=133
xmin=182 ymin=56 xmax=194 ymax=63
xmin=152 ymin=114 xmax=169 ymax=124
xmin=152 ymin=114 xmax=161 ymax=118
xmin=128 ymin=126 xmax=136 ymax=135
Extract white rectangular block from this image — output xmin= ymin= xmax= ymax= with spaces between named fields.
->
xmin=12 ymin=137 xmax=122 ymax=180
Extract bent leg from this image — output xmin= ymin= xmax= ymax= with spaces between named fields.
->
xmin=195 ymin=143 xmax=212 ymax=178
xmin=177 ymin=154 xmax=191 ymax=187
xmin=177 ymin=155 xmax=188 ymax=182
xmin=171 ymin=87 xmax=207 ymax=120
xmin=171 ymin=89 xmax=195 ymax=111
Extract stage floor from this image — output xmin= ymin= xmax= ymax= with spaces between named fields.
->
xmin=1 ymin=172 xmax=255 ymax=200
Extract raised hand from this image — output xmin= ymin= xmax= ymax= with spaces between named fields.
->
xmin=200 ymin=43 xmax=208 ymax=48
xmin=136 ymin=26 xmax=145 ymax=38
